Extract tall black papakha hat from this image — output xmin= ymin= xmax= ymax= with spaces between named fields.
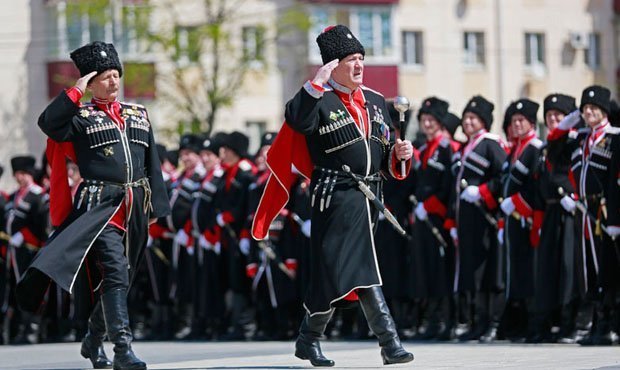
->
xmin=510 ymin=98 xmax=539 ymax=125
xmin=463 ymin=95 xmax=494 ymax=130
xmin=11 ymin=155 xmax=36 ymax=176
xmin=316 ymin=25 xmax=365 ymax=65
xmin=418 ymin=97 xmax=449 ymax=124
xmin=70 ymin=41 xmax=123 ymax=77
xmin=222 ymin=131 xmax=249 ymax=158
xmin=544 ymin=93 xmax=576 ymax=116
xmin=443 ymin=112 xmax=461 ymax=137
xmin=579 ymin=85 xmax=610 ymax=114
xmin=179 ymin=134 xmax=203 ymax=154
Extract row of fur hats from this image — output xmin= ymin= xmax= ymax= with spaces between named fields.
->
xmin=178 ymin=131 xmax=276 ymax=158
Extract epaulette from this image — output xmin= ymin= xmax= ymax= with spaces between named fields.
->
xmin=120 ymin=102 xmax=145 ymax=109
xmin=482 ymin=133 xmax=500 ymax=141
xmin=361 ymin=85 xmax=384 ymax=97
xmin=440 ymin=137 xmax=450 ymax=148
xmin=213 ymin=168 xmax=224 ymax=178
xmin=529 ymin=138 xmax=543 ymax=149
xmin=82 ymin=102 xmax=96 ymax=107
xmin=238 ymin=159 xmax=253 ymax=172
xmin=577 ymin=127 xmax=590 ymax=134
xmin=30 ymin=184 xmax=44 ymax=195
xmin=605 ymin=125 xmax=620 ymax=135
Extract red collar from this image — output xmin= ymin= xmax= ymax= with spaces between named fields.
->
xmin=91 ymin=98 xmax=124 ymax=128
xmin=512 ymin=130 xmax=536 ymax=161
xmin=422 ymin=133 xmax=445 ymax=169
xmin=328 ymin=80 xmax=369 ymax=137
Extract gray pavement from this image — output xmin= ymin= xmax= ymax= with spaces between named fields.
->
xmin=0 ymin=340 xmax=619 ymax=370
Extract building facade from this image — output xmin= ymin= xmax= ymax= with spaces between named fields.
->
xmin=0 ymin=0 xmax=618 ymax=188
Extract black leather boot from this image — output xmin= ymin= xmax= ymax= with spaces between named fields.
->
xmin=358 ymin=287 xmax=414 ymax=365
xmin=295 ymin=310 xmax=335 ymax=367
xmin=101 ymin=289 xmax=147 ymax=370
xmin=81 ymin=301 xmax=113 ymax=369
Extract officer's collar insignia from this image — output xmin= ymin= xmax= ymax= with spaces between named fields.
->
xmin=103 ymin=146 xmax=114 ymax=157
xmin=80 ymin=109 xmax=90 ymax=118
xmin=329 ymin=111 xmax=338 ymax=121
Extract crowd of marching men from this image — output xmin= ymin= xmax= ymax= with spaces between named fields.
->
xmin=0 ymin=83 xmax=619 ymax=346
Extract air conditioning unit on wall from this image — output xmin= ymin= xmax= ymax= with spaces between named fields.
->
xmin=569 ymin=32 xmax=589 ymax=49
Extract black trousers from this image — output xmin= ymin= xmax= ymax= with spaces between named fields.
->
xmin=94 ymin=226 xmax=129 ymax=293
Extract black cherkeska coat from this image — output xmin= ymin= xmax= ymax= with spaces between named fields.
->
xmin=453 ymin=132 xmax=507 ymax=294
xmin=16 ymin=91 xmax=170 ymax=312
xmin=284 ymin=80 xmax=405 ymax=315
xmin=501 ymin=134 xmax=544 ymax=300
xmin=547 ymin=124 xmax=620 ymax=299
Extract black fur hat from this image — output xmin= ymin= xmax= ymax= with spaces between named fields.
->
xmin=260 ymin=132 xmax=276 ymax=148
xmin=201 ymin=134 xmax=223 ymax=154
xmin=156 ymin=144 xmax=168 ymax=164
xmin=463 ymin=95 xmax=494 ymax=129
xmin=503 ymin=101 xmax=516 ymax=135
xmin=544 ymin=93 xmax=576 ymax=116
xmin=70 ymin=41 xmax=123 ymax=78
xmin=221 ymin=131 xmax=249 ymax=158
xmin=609 ymin=100 xmax=620 ymax=127
xmin=510 ymin=98 xmax=539 ymax=125
xmin=11 ymin=155 xmax=36 ymax=176
xmin=316 ymin=25 xmax=365 ymax=65
xmin=179 ymin=134 xmax=203 ymax=154
xmin=443 ymin=112 xmax=461 ymax=137
xmin=580 ymin=85 xmax=610 ymax=114
xmin=418 ymin=97 xmax=449 ymax=124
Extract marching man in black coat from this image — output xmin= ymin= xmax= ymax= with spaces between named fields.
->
xmin=17 ymin=42 xmax=170 ymax=370
xmin=547 ymin=85 xmax=620 ymax=345
xmin=253 ymin=25 xmax=414 ymax=367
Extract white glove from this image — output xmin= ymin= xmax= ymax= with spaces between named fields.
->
xmin=460 ymin=185 xmax=481 ymax=203
xmin=606 ymin=226 xmax=620 ymax=238
xmin=10 ymin=232 xmax=23 ymax=247
xmin=414 ymin=202 xmax=428 ymax=221
xmin=147 ymin=236 xmax=153 ymax=248
xmin=186 ymin=245 xmax=195 ymax=256
xmin=558 ymin=110 xmax=582 ymax=130
xmin=301 ymin=220 xmax=312 ymax=238
xmin=449 ymin=227 xmax=458 ymax=243
xmin=213 ymin=242 xmax=222 ymax=255
xmin=500 ymin=197 xmax=516 ymax=216
xmin=174 ymin=229 xmax=189 ymax=246
xmin=560 ymin=195 xmax=576 ymax=213
xmin=216 ymin=213 xmax=226 ymax=227
xmin=497 ymin=228 xmax=504 ymax=244
xmin=239 ymin=238 xmax=250 ymax=256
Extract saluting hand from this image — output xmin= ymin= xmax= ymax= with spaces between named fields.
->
xmin=312 ymin=59 xmax=339 ymax=87
xmin=74 ymin=71 xmax=98 ymax=93
xmin=394 ymin=138 xmax=413 ymax=161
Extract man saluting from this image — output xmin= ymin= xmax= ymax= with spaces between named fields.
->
xmin=253 ymin=25 xmax=414 ymax=367
xmin=17 ymin=42 xmax=170 ymax=370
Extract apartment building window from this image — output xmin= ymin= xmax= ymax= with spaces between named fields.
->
xmin=175 ymin=26 xmax=201 ymax=65
xmin=308 ymin=6 xmax=395 ymax=63
xmin=242 ymin=26 xmax=265 ymax=63
xmin=585 ymin=33 xmax=601 ymax=69
xmin=463 ymin=32 xmax=485 ymax=66
xmin=402 ymin=31 xmax=423 ymax=66
xmin=525 ymin=33 xmax=545 ymax=67
xmin=45 ymin=0 xmax=150 ymax=59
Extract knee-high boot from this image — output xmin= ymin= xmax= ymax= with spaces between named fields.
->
xmin=358 ymin=287 xmax=414 ymax=365
xmin=101 ymin=289 xmax=146 ymax=370
xmin=81 ymin=301 xmax=113 ymax=369
xmin=295 ymin=309 xmax=335 ymax=367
